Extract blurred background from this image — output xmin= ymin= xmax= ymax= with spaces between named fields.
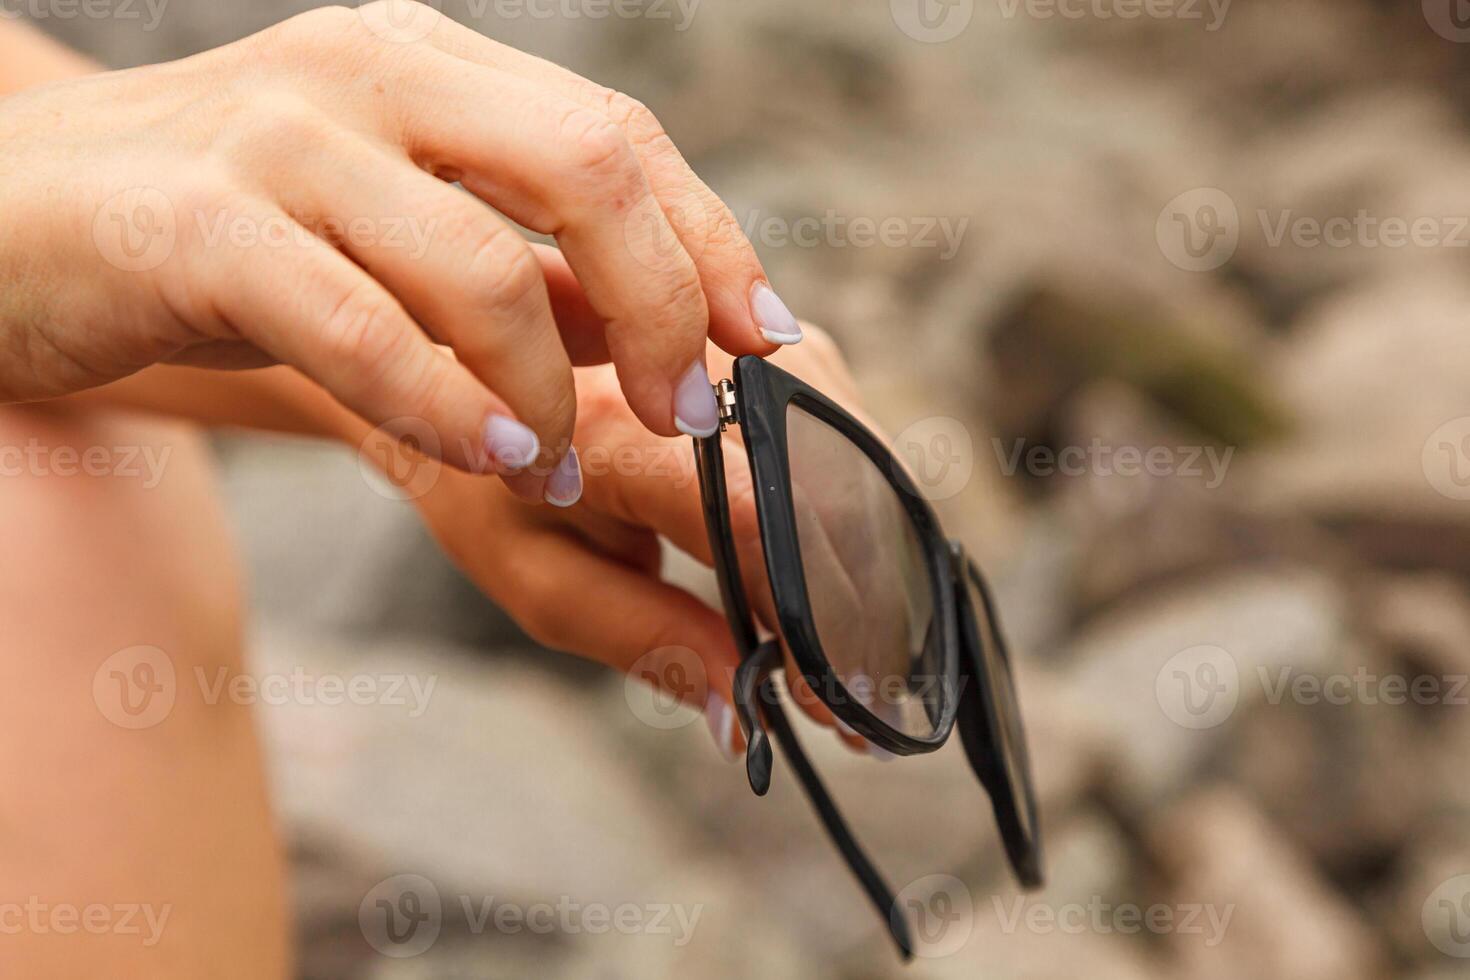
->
xmin=29 ymin=0 xmax=1470 ymax=976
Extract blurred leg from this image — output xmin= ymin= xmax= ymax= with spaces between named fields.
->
xmin=0 ymin=406 xmax=288 ymax=979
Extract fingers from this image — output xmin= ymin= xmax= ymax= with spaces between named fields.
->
xmin=274 ymin=132 xmax=581 ymax=502
xmin=496 ymin=526 xmax=747 ymax=758
xmin=362 ymin=44 xmax=715 ymax=437
xmin=186 ymin=199 xmax=516 ymax=478
xmin=530 ymin=244 xmax=612 ymax=366
xmin=420 ymin=14 xmax=801 ymax=354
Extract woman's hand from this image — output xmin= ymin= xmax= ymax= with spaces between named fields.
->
xmin=0 ymin=2 xmax=803 ymax=504
xmin=408 ymin=326 xmax=878 ymax=759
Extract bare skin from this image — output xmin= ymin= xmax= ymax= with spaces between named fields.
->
xmin=0 ymin=17 xmax=867 ymax=977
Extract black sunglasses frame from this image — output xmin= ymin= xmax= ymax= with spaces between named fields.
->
xmin=693 ymin=355 xmax=1043 ymax=961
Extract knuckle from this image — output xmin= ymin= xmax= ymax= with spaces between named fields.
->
xmin=464 ymin=230 xmax=545 ymax=315
xmin=227 ymin=91 xmax=332 ymax=151
xmin=554 ymin=106 xmax=643 ymax=190
xmin=702 ymin=198 xmax=754 ymax=253
xmin=265 ymin=5 xmax=358 ymax=52
xmin=598 ymin=88 xmax=665 ymax=144
xmin=319 ymin=282 xmax=402 ymax=388
xmin=650 ymin=266 xmax=709 ymax=329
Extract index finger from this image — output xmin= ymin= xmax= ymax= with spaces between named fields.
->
xmin=420 ymin=14 xmax=806 ymax=354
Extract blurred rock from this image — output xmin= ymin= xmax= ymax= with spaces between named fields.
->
xmin=1149 ymin=789 xmax=1387 ymax=980
xmin=1062 ymin=567 xmax=1346 ymax=807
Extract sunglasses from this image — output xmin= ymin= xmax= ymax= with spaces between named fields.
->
xmin=691 ymin=354 xmax=1044 ymax=961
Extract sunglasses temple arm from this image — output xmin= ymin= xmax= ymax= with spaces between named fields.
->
xmin=759 ymin=675 xmax=916 ymax=962
xmin=694 ymin=434 xmax=776 ymax=794
xmin=694 ymin=434 xmax=760 ymax=657
xmin=733 ymin=640 xmax=778 ymax=795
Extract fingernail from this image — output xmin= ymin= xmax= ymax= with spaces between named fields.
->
xmin=482 ymin=414 xmax=540 ymax=473
xmin=751 ymin=282 xmax=803 ymax=345
xmin=543 ymin=447 xmax=582 ymax=507
xmin=869 ymin=744 xmax=896 ymax=762
xmin=705 ymin=692 xmax=738 ymax=763
xmin=674 ymin=361 xmax=719 ymax=438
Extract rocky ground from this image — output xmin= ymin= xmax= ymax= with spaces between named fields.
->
xmin=38 ymin=0 xmax=1470 ymax=976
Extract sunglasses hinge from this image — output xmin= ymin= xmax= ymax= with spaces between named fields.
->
xmin=714 ymin=378 xmax=739 ymax=429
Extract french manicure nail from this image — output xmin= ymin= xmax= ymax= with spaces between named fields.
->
xmin=482 ymin=414 xmax=540 ymax=473
xmin=705 ymin=692 xmax=738 ymax=763
xmin=750 ymin=281 xmax=803 ymax=346
xmin=543 ymin=447 xmax=582 ymax=507
xmin=674 ymin=361 xmax=719 ymax=438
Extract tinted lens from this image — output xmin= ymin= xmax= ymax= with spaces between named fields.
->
xmin=785 ymin=403 xmax=945 ymax=739
xmin=963 ymin=563 xmax=1037 ymax=847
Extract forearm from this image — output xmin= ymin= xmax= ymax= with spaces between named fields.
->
xmin=0 ymin=20 xmax=99 ymax=91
